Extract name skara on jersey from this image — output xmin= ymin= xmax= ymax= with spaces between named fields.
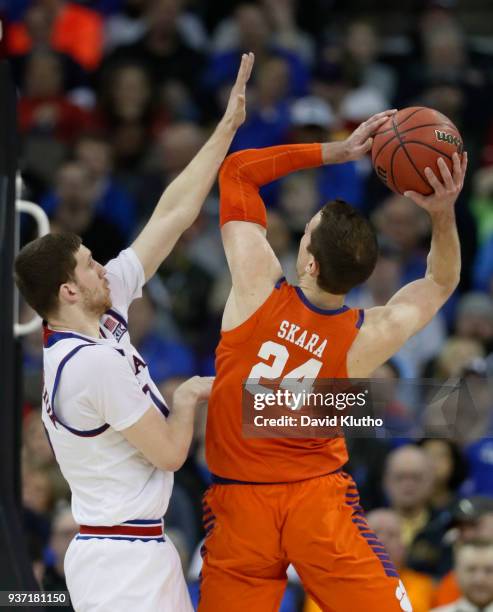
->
xmin=41 ymin=248 xmax=173 ymax=526
xmin=206 ymin=279 xmax=365 ymax=484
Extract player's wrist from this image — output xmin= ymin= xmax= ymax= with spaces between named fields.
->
xmin=322 ymin=141 xmax=348 ymax=165
xmin=429 ymin=204 xmax=457 ymax=225
xmin=217 ymin=116 xmax=238 ymax=137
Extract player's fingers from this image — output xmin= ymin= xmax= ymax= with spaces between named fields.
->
xmin=461 ymin=151 xmax=468 ymax=181
xmin=244 ymin=52 xmax=255 ymax=81
xmin=355 ymin=116 xmax=388 ymax=142
xmin=424 ymin=166 xmax=445 ymax=194
xmin=437 ymin=157 xmax=455 ymax=190
xmin=368 ymin=109 xmax=398 ymax=122
xmin=234 ymin=53 xmax=251 ymax=86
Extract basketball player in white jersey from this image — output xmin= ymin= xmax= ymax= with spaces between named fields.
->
xmin=14 ymin=53 xmax=255 ymax=611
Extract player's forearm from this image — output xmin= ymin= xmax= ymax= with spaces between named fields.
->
xmin=163 ymin=388 xmax=201 ymax=471
xmin=223 ymin=143 xmax=323 ymax=187
xmin=425 ymin=208 xmax=461 ymax=293
xmin=152 ymin=118 xmax=238 ymax=227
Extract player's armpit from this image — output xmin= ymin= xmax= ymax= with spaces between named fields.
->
xmin=221 ymin=221 xmax=283 ymax=330
xmin=121 ymin=406 xmax=187 ymax=472
xmin=347 ymin=277 xmax=449 ymax=377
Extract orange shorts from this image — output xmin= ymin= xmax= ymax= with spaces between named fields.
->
xmin=198 ymin=471 xmax=412 ymax=612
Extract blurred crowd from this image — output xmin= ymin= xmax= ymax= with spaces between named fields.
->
xmin=5 ymin=0 xmax=493 ymax=610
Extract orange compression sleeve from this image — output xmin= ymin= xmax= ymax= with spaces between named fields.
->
xmin=219 ymin=143 xmax=323 ymax=228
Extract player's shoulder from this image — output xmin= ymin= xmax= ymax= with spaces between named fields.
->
xmin=65 ymin=342 xmax=127 ymax=375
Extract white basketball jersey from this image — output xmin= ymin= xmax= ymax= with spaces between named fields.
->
xmin=41 ymin=248 xmax=173 ymax=526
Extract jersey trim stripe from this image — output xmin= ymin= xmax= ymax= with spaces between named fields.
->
xmin=294 ymin=286 xmax=349 ymax=315
xmin=210 ymin=467 xmax=342 ymax=486
xmin=76 ymin=535 xmax=165 ymax=543
xmin=356 ymin=309 xmax=365 ymax=329
xmin=49 ymin=342 xmax=111 ymax=437
xmin=77 ymin=519 xmax=165 ymax=542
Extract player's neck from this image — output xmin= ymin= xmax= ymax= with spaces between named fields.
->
xmin=298 ymin=277 xmax=345 ymax=311
xmin=48 ymin=310 xmax=101 ymax=339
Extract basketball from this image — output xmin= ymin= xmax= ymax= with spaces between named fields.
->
xmin=371 ymin=106 xmax=464 ymax=195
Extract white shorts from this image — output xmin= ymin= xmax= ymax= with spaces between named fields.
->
xmin=65 ymin=533 xmax=193 ymax=611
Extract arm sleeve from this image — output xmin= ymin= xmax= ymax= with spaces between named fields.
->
xmin=104 ymin=248 xmax=145 ymax=318
xmin=219 ymin=143 xmax=323 ymax=228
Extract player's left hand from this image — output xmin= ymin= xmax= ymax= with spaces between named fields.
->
xmin=221 ymin=52 xmax=255 ymax=132
xmin=324 ymin=109 xmax=397 ymax=164
xmin=174 ymin=375 xmax=215 ymax=406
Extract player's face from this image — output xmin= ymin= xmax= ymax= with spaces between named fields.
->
xmin=73 ymin=245 xmax=111 ymax=316
xmin=296 ymin=211 xmax=321 ymax=278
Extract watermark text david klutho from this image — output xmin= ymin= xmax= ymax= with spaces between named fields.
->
xmin=253 ymin=389 xmax=368 ymax=411
xmin=254 ymin=414 xmax=383 ymax=427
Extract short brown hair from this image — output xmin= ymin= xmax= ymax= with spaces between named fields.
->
xmin=308 ymin=199 xmax=378 ymax=294
xmin=14 ymin=233 xmax=82 ymax=319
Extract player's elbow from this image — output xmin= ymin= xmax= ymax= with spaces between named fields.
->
xmin=428 ymin=272 xmax=460 ymax=300
xmin=156 ymin=446 xmax=188 ymax=472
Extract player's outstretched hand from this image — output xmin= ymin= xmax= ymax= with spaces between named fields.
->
xmin=404 ymin=152 xmax=467 ymax=214
xmin=324 ymin=109 xmax=397 ymax=164
xmin=174 ymin=376 xmax=215 ymax=406
xmin=221 ymin=52 xmax=255 ymax=132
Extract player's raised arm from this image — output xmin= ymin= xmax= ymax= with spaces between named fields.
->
xmin=348 ymin=152 xmax=467 ymax=378
xmin=219 ymin=110 xmax=397 ymax=328
xmin=130 ymin=53 xmax=254 ymax=282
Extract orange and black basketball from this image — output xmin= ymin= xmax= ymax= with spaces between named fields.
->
xmin=371 ymin=106 xmax=463 ymax=195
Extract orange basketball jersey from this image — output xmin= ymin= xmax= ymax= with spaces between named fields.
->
xmin=206 ymin=279 xmax=365 ymax=483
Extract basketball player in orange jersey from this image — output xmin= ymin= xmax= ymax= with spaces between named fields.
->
xmin=199 ymin=115 xmax=467 ymax=611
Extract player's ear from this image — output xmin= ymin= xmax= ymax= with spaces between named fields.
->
xmin=305 ymin=255 xmax=319 ymax=277
xmin=59 ymin=281 xmax=78 ymax=305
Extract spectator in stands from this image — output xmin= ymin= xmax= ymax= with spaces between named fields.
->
xmin=349 ymin=238 xmax=445 ymax=377
xmin=455 ymin=293 xmax=493 ymax=354
xmin=137 ymin=121 xmax=206 ymax=219
xmin=18 ymin=50 xmax=92 ymax=145
xmin=7 ymin=0 xmax=104 ymax=71
xmin=205 ymin=2 xmax=309 ymax=105
xmin=261 ymin=0 xmax=314 ymax=66
xmin=104 ymin=0 xmax=205 ymax=104
xmin=49 ymin=161 xmax=125 ymax=263
xmin=384 ymin=445 xmax=434 ymax=549
xmin=384 ymin=445 xmax=453 ymax=576
xmin=432 ymin=541 xmax=493 ymax=612
xmin=342 ymin=20 xmax=397 ymax=102
xmin=41 ymin=133 xmax=137 ymax=241
xmin=432 ymin=337 xmax=485 ymax=380
xmin=433 ymin=498 xmax=493 ymax=608
xmin=367 ymin=509 xmax=434 ymax=612
xmin=9 ymin=3 xmax=89 ymax=95
xmin=288 ymin=96 xmax=364 ymax=207
xmin=229 ymin=55 xmax=291 ymax=151
xmin=127 ymin=287 xmax=195 ymax=385
xmin=373 ymin=195 xmax=429 ymax=286
xmin=96 ymin=61 xmax=165 ymax=175
xmin=418 ymin=439 xmax=468 ymax=514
